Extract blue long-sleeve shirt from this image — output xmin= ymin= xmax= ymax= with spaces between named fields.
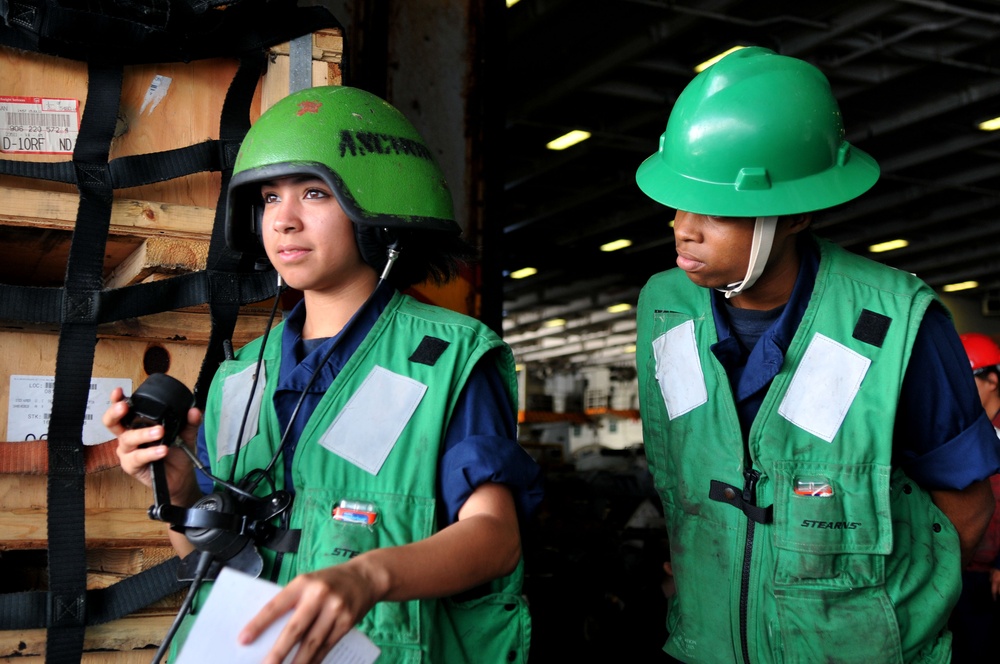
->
xmin=710 ymin=234 xmax=1000 ymax=490
xmin=196 ymin=283 xmax=543 ymax=524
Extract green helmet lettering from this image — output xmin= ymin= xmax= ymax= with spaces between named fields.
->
xmin=226 ymin=86 xmax=457 ymax=255
xmin=635 ymin=47 xmax=879 ymax=217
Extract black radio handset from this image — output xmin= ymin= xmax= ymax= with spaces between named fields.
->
xmin=121 ymin=373 xmax=195 ymax=515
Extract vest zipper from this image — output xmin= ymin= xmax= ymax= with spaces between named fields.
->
xmin=739 ymin=467 xmax=761 ymax=664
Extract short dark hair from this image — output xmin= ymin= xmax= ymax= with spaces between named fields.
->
xmin=355 ymin=226 xmax=477 ymax=290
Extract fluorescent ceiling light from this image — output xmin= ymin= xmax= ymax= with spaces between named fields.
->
xmin=543 ymin=318 xmax=566 ymax=327
xmin=506 ymin=0 xmax=520 ymax=6
xmin=942 ymin=280 xmax=979 ymax=292
xmin=868 ymin=239 xmax=909 ymax=253
xmin=978 ymin=116 xmax=1000 ymax=131
xmin=600 ymin=238 xmax=632 ymax=252
xmin=546 ymin=130 xmax=591 ymax=151
xmin=607 ymin=303 xmax=632 ymax=314
xmin=694 ymin=46 xmax=746 ymax=73
xmin=510 ymin=267 xmax=537 ymax=280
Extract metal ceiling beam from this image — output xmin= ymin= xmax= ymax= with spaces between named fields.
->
xmin=878 ymin=131 xmax=1000 ymax=175
xmin=846 ymin=77 xmax=1000 ymax=143
xmin=895 ymin=0 xmax=1000 ymax=25
xmin=832 ymin=195 xmax=1000 ymax=250
xmin=503 ymin=178 xmax=630 ymax=235
xmin=508 ymin=0 xmax=742 ymax=120
xmin=922 ymin=258 xmax=1000 ymax=288
xmin=777 ymin=2 xmax=899 ymax=55
xmin=815 ymin=161 xmax=1000 ymax=232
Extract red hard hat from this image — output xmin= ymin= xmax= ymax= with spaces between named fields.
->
xmin=959 ymin=333 xmax=1000 ymax=371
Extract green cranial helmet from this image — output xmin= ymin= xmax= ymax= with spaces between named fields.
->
xmin=635 ymin=47 xmax=879 ymax=217
xmin=226 ymin=85 xmax=458 ymax=257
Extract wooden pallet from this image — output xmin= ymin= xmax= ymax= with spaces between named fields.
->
xmin=0 ymin=28 xmax=342 ymax=659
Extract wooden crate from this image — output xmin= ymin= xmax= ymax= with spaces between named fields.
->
xmin=0 ymin=27 xmax=342 ymax=288
xmin=0 ymin=29 xmax=342 ymax=658
xmin=0 ymin=27 xmax=343 ymax=209
xmin=0 ymin=327 xmax=198 ymax=657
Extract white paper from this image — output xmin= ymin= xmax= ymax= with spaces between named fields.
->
xmin=139 ymin=74 xmax=172 ymax=114
xmin=175 ymin=567 xmax=380 ymax=664
xmin=7 ymin=375 xmax=131 ymax=445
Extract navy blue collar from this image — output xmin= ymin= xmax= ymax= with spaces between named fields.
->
xmin=279 ymin=282 xmax=395 ymax=392
xmin=710 ymin=234 xmax=819 ymax=402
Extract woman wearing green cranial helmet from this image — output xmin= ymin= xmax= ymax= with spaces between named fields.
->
xmin=634 ymin=47 xmax=1000 ymax=664
xmin=105 ymin=83 xmax=542 ymax=664
xmin=226 ymin=85 xmax=470 ymax=289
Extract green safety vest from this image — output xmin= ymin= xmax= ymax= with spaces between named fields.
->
xmin=636 ymin=239 xmax=960 ymax=664
xmin=173 ymin=291 xmax=530 ymax=663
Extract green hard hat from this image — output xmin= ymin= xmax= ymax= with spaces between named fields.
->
xmin=226 ymin=85 xmax=458 ymax=255
xmin=636 ymin=47 xmax=879 ymax=217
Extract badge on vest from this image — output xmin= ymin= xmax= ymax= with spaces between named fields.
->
xmin=778 ymin=333 xmax=870 ymax=443
xmin=332 ymin=499 xmax=378 ymax=527
xmin=319 ymin=366 xmax=427 ymax=474
xmin=653 ymin=319 xmax=709 ymax=419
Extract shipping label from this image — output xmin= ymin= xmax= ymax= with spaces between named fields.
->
xmin=0 ymin=95 xmax=80 ymax=154
xmin=7 ymin=375 xmax=132 ymax=445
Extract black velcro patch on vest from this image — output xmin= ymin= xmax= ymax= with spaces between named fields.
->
xmin=409 ymin=336 xmax=450 ymax=366
xmin=853 ymin=309 xmax=891 ymax=348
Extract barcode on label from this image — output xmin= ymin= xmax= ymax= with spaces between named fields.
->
xmin=3 ymin=111 xmax=72 ymax=128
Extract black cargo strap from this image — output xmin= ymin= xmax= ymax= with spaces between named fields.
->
xmin=42 ymin=61 xmax=122 ymax=663
xmin=0 ymin=557 xmax=186 ymax=630
xmin=194 ymin=48 xmax=273 ymax=409
xmin=0 ymin=269 xmax=278 ymax=327
xmin=0 ymin=139 xmax=236 ymax=186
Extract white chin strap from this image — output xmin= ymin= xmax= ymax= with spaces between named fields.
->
xmin=718 ymin=216 xmax=779 ymax=299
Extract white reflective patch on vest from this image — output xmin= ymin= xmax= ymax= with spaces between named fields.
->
xmin=653 ymin=320 xmax=708 ymax=419
xmin=217 ymin=363 xmax=266 ymax=461
xmin=319 ymin=366 xmax=427 ymax=475
xmin=778 ymin=333 xmax=871 ymax=443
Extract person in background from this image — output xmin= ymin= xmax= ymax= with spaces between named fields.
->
xmin=951 ymin=333 xmax=1000 ymax=663
xmin=633 ymin=46 xmax=1000 ymax=663
xmin=104 ymin=85 xmax=542 ymax=664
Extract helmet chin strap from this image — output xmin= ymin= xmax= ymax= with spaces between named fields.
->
xmin=718 ymin=216 xmax=779 ymax=299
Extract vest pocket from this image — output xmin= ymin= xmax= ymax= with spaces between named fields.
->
xmin=434 ymin=592 xmax=531 ymax=664
xmin=770 ymin=460 xmax=903 ymax=663
xmin=297 ymin=488 xmax=436 ymax=649
xmin=771 ymin=460 xmax=892 ymax=587
xmin=772 ymin=586 xmax=903 ymax=664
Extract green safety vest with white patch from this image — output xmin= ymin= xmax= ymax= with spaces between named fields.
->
xmin=636 ymin=239 xmax=960 ymax=664
xmin=174 ymin=291 xmax=529 ymax=663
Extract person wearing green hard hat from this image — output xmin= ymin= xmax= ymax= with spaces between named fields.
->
xmin=104 ymin=86 xmax=542 ymax=663
xmin=633 ymin=47 xmax=1000 ymax=663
